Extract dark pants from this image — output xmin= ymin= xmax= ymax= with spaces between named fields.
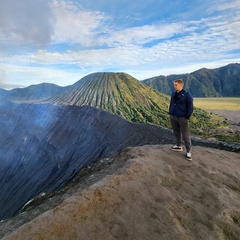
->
xmin=170 ymin=115 xmax=191 ymax=152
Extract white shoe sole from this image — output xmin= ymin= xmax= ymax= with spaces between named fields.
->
xmin=171 ymin=148 xmax=183 ymax=152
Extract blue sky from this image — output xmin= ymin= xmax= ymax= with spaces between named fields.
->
xmin=0 ymin=0 xmax=239 ymax=89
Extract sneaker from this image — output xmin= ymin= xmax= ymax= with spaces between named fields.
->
xmin=171 ymin=145 xmax=183 ymax=152
xmin=186 ymin=152 xmax=192 ymax=161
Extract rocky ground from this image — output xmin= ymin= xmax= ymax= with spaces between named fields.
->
xmin=1 ymin=144 xmax=240 ymax=240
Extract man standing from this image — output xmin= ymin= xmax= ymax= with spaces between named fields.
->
xmin=169 ymin=79 xmax=194 ymax=161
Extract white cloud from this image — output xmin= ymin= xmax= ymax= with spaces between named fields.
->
xmin=4 ymin=12 xmax=239 ymax=69
xmin=0 ymin=0 xmax=239 ymax=88
xmin=100 ymin=22 xmax=185 ymax=47
xmin=213 ymin=0 xmax=240 ymax=12
xmin=0 ymin=63 xmax=84 ymax=89
xmin=51 ymin=0 xmax=108 ymax=46
xmin=2 ymin=57 xmax=239 ymax=90
xmin=0 ymin=0 xmax=109 ymax=47
xmin=0 ymin=0 xmax=52 ymax=47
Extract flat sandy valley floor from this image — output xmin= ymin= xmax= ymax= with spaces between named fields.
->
xmin=194 ymin=98 xmax=240 ymax=134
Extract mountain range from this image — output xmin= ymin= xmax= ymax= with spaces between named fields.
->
xmin=143 ymin=63 xmax=240 ymax=97
xmin=1 ymin=66 xmax=234 ymax=135
xmin=49 ymin=72 xmax=229 ymax=136
xmin=1 ymin=83 xmax=68 ymax=101
xmin=2 ymin=63 xmax=239 ymax=100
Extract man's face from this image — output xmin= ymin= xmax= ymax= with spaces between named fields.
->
xmin=174 ymin=82 xmax=183 ymax=92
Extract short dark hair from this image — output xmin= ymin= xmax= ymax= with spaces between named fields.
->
xmin=174 ymin=79 xmax=184 ymax=85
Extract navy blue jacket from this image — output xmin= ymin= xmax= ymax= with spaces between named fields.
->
xmin=169 ymin=90 xmax=194 ymax=119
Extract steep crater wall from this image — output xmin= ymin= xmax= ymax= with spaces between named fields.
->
xmin=0 ymin=101 xmax=174 ymax=220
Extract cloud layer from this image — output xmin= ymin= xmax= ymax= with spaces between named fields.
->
xmin=0 ymin=0 xmax=239 ymax=88
xmin=0 ymin=0 xmax=53 ymax=46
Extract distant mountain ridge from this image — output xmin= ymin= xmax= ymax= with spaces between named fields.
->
xmin=2 ymin=83 xmax=69 ymax=101
xmin=0 ymin=71 xmax=228 ymax=135
xmin=143 ymin=63 xmax=240 ymax=97
xmin=1 ymin=63 xmax=239 ymax=100
xmin=48 ymin=72 xmax=227 ymax=135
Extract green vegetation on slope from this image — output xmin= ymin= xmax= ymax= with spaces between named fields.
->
xmin=52 ymin=72 xmax=171 ymax=127
xmin=190 ymin=108 xmax=227 ymax=135
xmin=51 ymin=72 xmax=228 ymax=139
xmin=193 ymin=98 xmax=240 ymax=143
xmin=143 ymin=63 xmax=240 ymax=97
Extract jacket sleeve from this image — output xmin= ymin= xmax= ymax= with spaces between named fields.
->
xmin=185 ymin=92 xmax=194 ymax=119
xmin=169 ymin=94 xmax=173 ymax=115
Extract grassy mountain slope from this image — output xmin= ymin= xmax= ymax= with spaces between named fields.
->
xmin=51 ymin=72 xmax=171 ymax=126
xmin=50 ymin=72 xmax=226 ymax=135
xmin=2 ymin=83 xmax=68 ymax=101
xmin=143 ymin=63 xmax=240 ymax=97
